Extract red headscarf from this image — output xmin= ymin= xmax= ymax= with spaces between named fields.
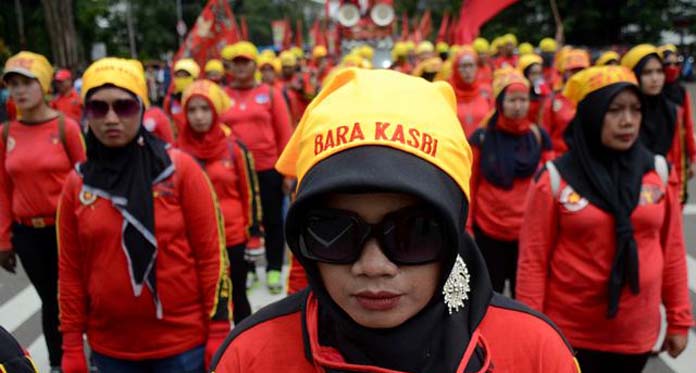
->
xmin=178 ymin=80 xmax=232 ymax=162
xmin=449 ymin=47 xmax=480 ymax=102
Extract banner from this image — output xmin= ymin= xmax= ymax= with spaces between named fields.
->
xmin=272 ymin=20 xmax=286 ymax=51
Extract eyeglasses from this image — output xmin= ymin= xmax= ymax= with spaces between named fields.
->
xmin=299 ymin=205 xmax=447 ymax=265
xmin=85 ymin=98 xmax=140 ymax=119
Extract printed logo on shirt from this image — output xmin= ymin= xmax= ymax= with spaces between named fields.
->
xmin=552 ymin=99 xmax=563 ymax=113
xmin=79 ymin=190 xmax=97 ymax=206
xmin=229 ymin=98 xmax=236 ymax=108
xmin=560 ymin=185 xmax=588 ymax=212
xmin=639 ymin=184 xmax=664 ymax=205
xmin=255 ymin=93 xmax=270 ymax=104
xmin=143 ymin=118 xmax=156 ymax=132
xmin=6 ymin=136 xmax=15 ymax=152
xmin=153 ymin=180 xmax=175 ymax=198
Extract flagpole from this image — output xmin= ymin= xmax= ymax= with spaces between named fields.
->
xmin=176 ymin=0 xmax=184 ymax=46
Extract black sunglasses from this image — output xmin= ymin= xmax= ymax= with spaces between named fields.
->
xmin=85 ymin=98 xmax=140 ymax=119
xmin=299 ymin=205 xmax=447 ymax=265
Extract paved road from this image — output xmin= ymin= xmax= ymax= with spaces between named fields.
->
xmin=2 ymin=84 xmax=695 ymax=372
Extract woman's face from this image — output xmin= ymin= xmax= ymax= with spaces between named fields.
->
xmin=526 ymin=64 xmax=543 ymax=84
xmin=601 ymin=89 xmax=641 ymax=151
xmin=502 ymin=90 xmax=530 ymax=119
xmin=260 ymin=65 xmax=276 ymax=84
xmin=6 ymin=74 xmax=44 ymax=111
xmin=317 ymin=193 xmax=441 ymax=329
xmin=186 ymin=96 xmax=214 ymax=133
xmin=231 ymin=57 xmax=256 ymax=82
xmin=86 ymin=87 xmax=141 ymax=148
xmin=457 ymin=56 xmax=477 ymax=84
xmin=639 ymin=57 xmax=665 ymax=96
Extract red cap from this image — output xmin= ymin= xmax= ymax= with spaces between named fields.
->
xmin=55 ymin=69 xmax=72 ymax=81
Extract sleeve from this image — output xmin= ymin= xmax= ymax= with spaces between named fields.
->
xmin=538 ymin=335 xmax=582 ymax=373
xmin=176 ymin=151 xmax=232 ymax=322
xmin=57 ymin=172 xmax=88 ymax=334
xmin=516 ymin=172 xmax=559 ymax=312
xmin=233 ymin=141 xmax=263 ymax=238
xmin=64 ymin=118 xmax=86 ymax=165
xmin=466 ymin=146 xmax=480 ymax=234
xmin=681 ymin=90 xmax=696 ymax=163
xmin=153 ymin=108 xmax=176 ymax=144
xmin=270 ymin=87 xmax=294 ymax=155
xmin=660 ymin=169 xmax=694 ymax=335
xmin=0 ymin=124 xmax=14 ymax=249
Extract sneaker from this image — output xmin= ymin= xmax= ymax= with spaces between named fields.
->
xmin=267 ymin=270 xmax=283 ymax=294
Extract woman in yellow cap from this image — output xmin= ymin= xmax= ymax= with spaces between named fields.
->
xmin=539 ymin=37 xmax=560 ymax=90
xmin=594 ymin=51 xmax=620 ymax=67
xmin=210 ymin=67 xmax=579 ymax=373
xmin=622 ymin=44 xmax=696 ymax=204
xmin=219 ymin=42 xmax=294 ymax=294
xmin=448 ymin=46 xmax=493 ymax=137
xmin=519 ymin=54 xmax=552 ymax=125
xmin=0 ymin=51 xmax=86 ymax=371
xmin=164 ymin=58 xmax=201 ymax=135
xmin=468 ymin=69 xmax=552 ymax=297
xmin=257 ymin=56 xmax=282 ymax=89
xmin=661 ymin=45 xmax=694 ymax=132
xmin=390 ymin=41 xmax=413 ymax=74
xmin=493 ymin=34 xmax=519 ymax=69
xmin=57 ymin=57 xmax=231 ymax=373
xmin=204 ymin=59 xmax=225 ymax=84
xmin=518 ymin=65 xmax=691 ymax=373
xmin=473 ymin=38 xmax=494 ymax=85
xmin=178 ymin=79 xmax=263 ymax=324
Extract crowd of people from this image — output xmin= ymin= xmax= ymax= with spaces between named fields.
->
xmin=0 ymin=30 xmax=694 ymax=373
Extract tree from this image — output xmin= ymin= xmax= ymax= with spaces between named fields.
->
xmin=42 ymin=0 xmax=81 ymax=68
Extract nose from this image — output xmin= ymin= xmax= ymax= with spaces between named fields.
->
xmin=104 ymin=105 xmax=120 ymax=124
xmin=621 ymin=108 xmax=639 ymax=127
xmin=351 ymin=238 xmax=399 ymax=278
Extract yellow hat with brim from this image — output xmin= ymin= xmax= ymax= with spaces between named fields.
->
xmin=392 ymin=41 xmax=408 ymax=59
xmin=81 ymin=57 xmax=150 ymax=107
xmin=223 ymin=41 xmax=258 ymax=62
xmin=280 ymin=51 xmax=298 ymax=67
xmin=313 ymin=45 xmax=328 ymax=59
xmin=258 ymin=56 xmax=281 ymax=74
xmin=620 ymin=44 xmax=659 ymax=71
xmin=473 ymin=38 xmax=489 ymax=54
xmin=260 ymin=49 xmax=277 ymax=59
xmin=3 ymin=51 xmax=54 ymax=94
xmin=436 ymin=42 xmax=450 ymax=54
xmin=204 ymin=59 xmax=224 ymax=74
xmin=518 ymin=54 xmax=543 ymax=73
xmin=182 ymin=79 xmax=231 ymax=116
xmin=595 ymin=51 xmax=620 ymax=67
xmin=657 ymin=44 xmax=678 ymax=59
xmin=276 ymin=67 xmax=472 ymax=199
xmin=416 ymin=41 xmax=435 ymax=56
xmin=518 ymin=42 xmax=534 ymax=55
xmin=539 ymin=38 xmax=557 ymax=53
xmin=173 ymin=58 xmax=201 ymax=78
xmin=562 ymin=65 xmax=638 ymax=106
xmin=560 ymin=49 xmax=590 ymax=73
xmin=493 ymin=68 xmax=530 ymax=99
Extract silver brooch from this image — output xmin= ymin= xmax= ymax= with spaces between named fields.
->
xmin=443 ymin=254 xmax=470 ymax=315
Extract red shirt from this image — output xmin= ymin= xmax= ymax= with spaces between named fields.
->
xmin=477 ymin=63 xmax=493 ymax=85
xmin=541 ymin=94 xmax=576 ymax=154
xmin=456 ymin=87 xmax=492 ymax=138
xmin=50 ymin=88 xmax=83 ymax=122
xmin=0 ymin=116 xmax=85 ymax=248
xmin=220 ymin=84 xmax=293 ymax=171
xmin=58 ymin=149 xmax=231 ymax=360
xmin=666 ymin=99 xmax=696 ymax=202
xmin=143 ymin=107 xmax=175 ymax=145
xmin=517 ymin=170 xmax=693 ymax=353
xmin=493 ymin=55 xmax=519 ymax=70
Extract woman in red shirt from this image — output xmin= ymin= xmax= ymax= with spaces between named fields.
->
xmin=220 ymin=42 xmax=294 ymax=294
xmin=179 ymin=79 xmax=264 ymax=323
xmin=517 ymin=66 xmax=692 ymax=372
xmin=468 ymin=68 xmax=552 ymax=297
xmin=0 ymin=51 xmax=86 ymax=371
xmin=519 ymin=54 xmax=551 ymax=125
xmin=58 ymin=58 xmax=232 ymax=373
xmin=448 ymin=46 xmax=493 ymax=138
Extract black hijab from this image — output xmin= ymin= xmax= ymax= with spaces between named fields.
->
xmin=285 ymin=147 xmax=494 ymax=373
xmin=80 ymin=90 xmax=173 ymax=319
xmin=634 ymin=54 xmax=677 ymax=156
xmin=555 ymin=83 xmax=654 ymax=318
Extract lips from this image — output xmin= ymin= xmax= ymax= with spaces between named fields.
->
xmin=105 ymin=129 xmax=122 ymax=137
xmin=615 ymin=133 xmax=635 ymax=142
xmin=354 ymin=291 xmax=403 ymax=311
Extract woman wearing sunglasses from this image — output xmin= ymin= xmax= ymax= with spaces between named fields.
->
xmin=178 ymin=79 xmax=264 ymax=324
xmin=57 ymin=58 xmax=232 ymax=373
xmin=621 ymin=44 xmax=696 ymax=204
xmin=0 ymin=51 xmax=86 ymax=372
xmin=210 ymin=68 xmax=578 ymax=373
xmin=517 ymin=66 xmax=692 ymax=372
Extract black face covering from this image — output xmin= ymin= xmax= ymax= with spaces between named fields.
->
xmin=555 ymin=83 xmax=654 ymax=318
xmin=80 ymin=91 xmax=173 ymax=318
xmin=634 ymin=54 xmax=677 ymax=156
xmin=285 ymin=146 xmax=494 ymax=373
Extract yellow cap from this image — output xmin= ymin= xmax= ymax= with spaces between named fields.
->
xmin=473 ymin=38 xmax=489 ymax=54
xmin=279 ymin=50 xmax=298 ymax=67
xmin=449 ymin=45 xmax=462 ymax=59
xmin=204 ymin=59 xmax=224 ymax=74
xmin=491 ymin=37 xmax=503 ymax=54
xmin=182 ymin=79 xmax=231 ymax=116
xmin=436 ymin=41 xmax=450 ymax=54
xmin=415 ymin=41 xmax=435 ymax=56
xmin=392 ymin=41 xmax=409 ymax=59
xmin=275 ymin=68 xmax=472 ymax=199
xmin=620 ymin=44 xmax=659 ymax=71
xmin=258 ymin=56 xmax=281 ymax=74
xmin=421 ymin=57 xmax=443 ymax=74
xmin=3 ymin=51 xmax=54 ymax=94
xmin=341 ymin=53 xmax=363 ymax=67
xmin=493 ymin=68 xmax=529 ymax=99
xmin=291 ymin=46 xmax=304 ymax=59
xmin=405 ymin=41 xmax=416 ymax=51
xmin=222 ymin=41 xmax=258 ymax=62
xmin=562 ymin=65 xmax=637 ymax=106
xmin=518 ymin=42 xmax=534 ymax=55
xmin=560 ymin=49 xmax=590 ymax=73
xmin=539 ymin=38 xmax=557 ymax=53
xmin=657 ymin=44 xmax=678 ymax=59
xmin=503 ymin=33 xmax=518 ymax=46
xmin=359 ymin=45 xmax=374 ymax=60
xmin=81 ymin=57 xmax=150 ymax=107
xmin=518 ymin=54 xmax=543 ymax=73
xmin=173 ymin=58 xmax=201 ymax=78
xmin=260 ymin=49 xmax=277 ymax=59
xmin=312 ymin=45 xmax=328 ymax=59
xmin=595 ymin=51 xmax=620 ymax=67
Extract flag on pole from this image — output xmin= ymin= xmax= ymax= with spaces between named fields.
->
xmin=241 ymin=16 xmax=249 ymax=41
xmin=453 ymin=0 xmax=518 ymax=44
xmin=436 ymin=12 xmax=450 ymax=43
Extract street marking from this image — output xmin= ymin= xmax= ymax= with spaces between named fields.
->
xmin=688 ymin=254 xmax=696 ymax=294
xmin=684 ymin=204 xmax=696 ymax=215
xmin=28 ymin=335 xmax=49 ymax=372
xmin=0 ymin=285 xmax=40 ymax=332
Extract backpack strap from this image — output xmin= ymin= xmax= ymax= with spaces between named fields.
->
xmin=530 ymin=124 xmax=542 ymax=145
xmin=545 ymin=161 xmax=562 ymax=198
xmin=654 ymin=154 xmax=669 ymax=187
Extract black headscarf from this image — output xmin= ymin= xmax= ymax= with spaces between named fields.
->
xmin=634 ymin=54 xmax=677 ymax=156
xmin=470 ymin=91 xmax=551 ymax=189
xmin=285 ymin=146 xmax=494 ymax=373
xmin=79 ymin=90 xmax=173 ymax=319
xmin=554 ymin=83 xmax=654 ymax=318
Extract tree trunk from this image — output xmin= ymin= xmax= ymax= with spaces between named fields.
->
xmin=41 ymin=0 xmax=80 ymax=69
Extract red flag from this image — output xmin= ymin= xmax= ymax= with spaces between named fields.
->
xmin=454 ymin=0 xmax=518 ymax=44
xmin=416 ymin=10 xmax=432 ymax=42
xmin=436 ymin=12 xmax=450 ymax=43
xmin=173 ymin=0 xmax=239 ymax=67
xmin=296 ymin=19 xmax=304 ymax=48
xmin=448 ymin=14 xmax=459 ymax=44
xmin=400 ymin=12 xmax=409 ymax=41
xmin=282 ymin=18 xmax=293 ymax=50
xmin=240 ymin=16 xmax=249 ymax=41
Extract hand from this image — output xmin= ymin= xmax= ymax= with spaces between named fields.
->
xmin=661 ymin=333 xmax=688 ymax=358
xmin=282 ymin=177 xmax=296 ymax=195
xmin=205 ymin=321 xmax=231 ymax=370
xmin=0 ymin=249 xmax=16 ymax=274
xmin=61 ymin=332 xmax=88 ymax=373
xmin=244 ymin=237 xmax=265 ymax=263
